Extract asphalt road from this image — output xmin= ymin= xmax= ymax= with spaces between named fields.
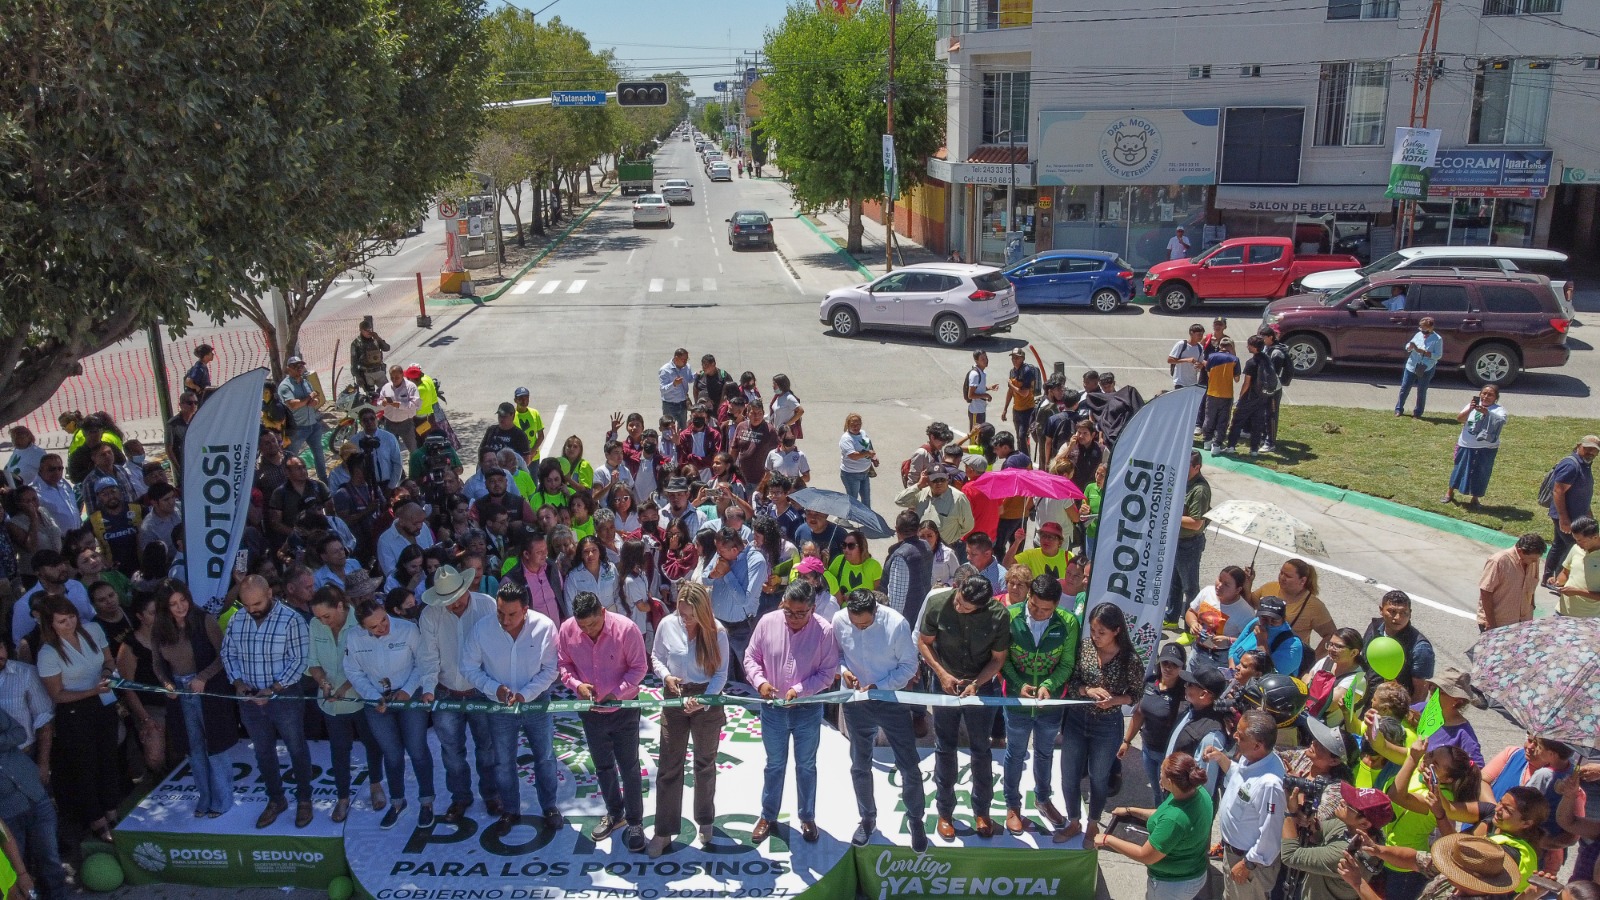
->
xmin=101 ymin=139 xmax=1543 ymax=899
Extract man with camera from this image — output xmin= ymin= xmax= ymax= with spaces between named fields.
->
xmin=1280 ymin=781 xmax=1392 ymax=900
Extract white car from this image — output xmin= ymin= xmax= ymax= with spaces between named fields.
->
xmin=1297 ymin=246 xmax=1575 ymax=321
xmin=708 ymin=162 xmax=732 ymax=182
xmin=819 ymin=263 xmax=1019 ymax=347
xmin=631 ymin=194 xmax=672 ymax=228
xmin=660 ymin=179 xmax=694 ymax=205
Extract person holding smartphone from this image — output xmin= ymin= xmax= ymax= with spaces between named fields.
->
xmin=1395 ymin=317 xmax=1442 ymax=419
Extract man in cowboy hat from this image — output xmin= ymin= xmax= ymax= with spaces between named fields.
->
xmin=1344 ymin=833 xmax=1522 ymax=899
xmin=417 ymin=565 xmax=502 ymax=824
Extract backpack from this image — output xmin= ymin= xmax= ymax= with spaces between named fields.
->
xmin=1267 ymin=344 xmax=1294 ymax=387
xmin=1256 ymin=352 xmax=1281 ymax=395
xmin=1537 ymin=462 xmax=1561 ymax=508
xmin=962 ymin=367 xmax=980 ymax=402
xmin=1269 ymin=628 xmax=1315 ymax=677
xmin=901 ymin=442 xmax=935 ymax=487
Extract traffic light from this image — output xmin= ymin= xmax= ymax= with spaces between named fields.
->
xmin=616 ymin=81 xmax=669 ymax=107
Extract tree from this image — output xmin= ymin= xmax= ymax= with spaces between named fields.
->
xmin=760 ymin=0 xmax=944 ymax=252
xmin=700 ymin=103 xmax=726 ymax=139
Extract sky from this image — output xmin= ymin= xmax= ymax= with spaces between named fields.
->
xmin=500 ymin=0 xmax=794 ymax=99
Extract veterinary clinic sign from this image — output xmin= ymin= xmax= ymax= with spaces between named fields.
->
xmin=1039 ymin=108 xmax=1220 ymax=186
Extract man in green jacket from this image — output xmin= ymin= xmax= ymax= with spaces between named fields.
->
xmin=1000 ymin=574 xmax=1080 ymax=836
xmin=1280 ymin=782 xmax=1392 ymax=900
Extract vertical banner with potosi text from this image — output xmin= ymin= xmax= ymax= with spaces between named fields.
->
xmin=1088 ymin=386 xmax=1205 ymax=665
xmin=183 ymin=367 xmax=267 ymax=614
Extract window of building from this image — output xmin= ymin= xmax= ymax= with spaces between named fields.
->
xmin=1483 ymin=0 xmax=1561 ymax=14
xmin=1470 ymin=59 xmax=1552 ymax=144
xmin=982 ymin=71 xmax=1029 ymax=144
xmin=1328 ymin=0 xmax=1399 ymax=20
xmin=1316 ymin=61 xmax=1390 ymax=146
xmin=1239 ymin=65 xmax=1261 ymax=78
xmin=1188 ymin=65 xmax=1212 ymax=79
xmin=1221 ymin=107 xmax=1306 ymax=184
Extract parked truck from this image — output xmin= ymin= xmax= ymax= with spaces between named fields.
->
xmin=1142 ymin=236 xmax=1361 ymax=313
xmin=618 ymin=160 xmax=654 ymax=196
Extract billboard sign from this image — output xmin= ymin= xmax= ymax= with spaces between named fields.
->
xmin=1039 ymin=108 xmax=1220 ymax=186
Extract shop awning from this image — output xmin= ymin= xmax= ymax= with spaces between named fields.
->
xmin=1214 ymin=184 xmax=1393 ymax=215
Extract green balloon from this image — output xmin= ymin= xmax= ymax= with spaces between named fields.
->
xmin=1366 ymin=635 xmax=1405 ymax=681
xmin=80 ymin=854 xmax=125 ymax=892
xmin=328 ymin=875 xmax=355 ymax=900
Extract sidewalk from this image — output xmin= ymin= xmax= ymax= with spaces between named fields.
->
xmin=802 ymin=207 xmax=945 ymax=278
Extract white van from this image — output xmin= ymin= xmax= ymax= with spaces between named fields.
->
xmin=1298 ymin=246 xmax=1575 ymax=319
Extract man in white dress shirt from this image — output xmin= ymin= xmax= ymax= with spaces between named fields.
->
xmin=462 ymin=580 xmax=562 ymax=834
xmin=417 ymin=566 xmax=502 ymax=823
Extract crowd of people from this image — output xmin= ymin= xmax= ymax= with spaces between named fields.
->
xmin=0 ymin=335 xmax=1594 ymax=900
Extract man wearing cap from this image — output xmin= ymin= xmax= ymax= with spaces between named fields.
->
xmin=1280 ymin=781 xmax=1392 ymax=900
xmin=1015 ymin=521 xmax=1071 ymax=580
xmin=1228 ymin=596 xmax=1304 ymax=676
xmin=833 ymin=589 xmax=928 ymax=852
xmin=405 ymin=365 xmax=441 ymax=435
xmin=375 ymin=364 xmax=420 ymax=453
xmin=278 ymin=355 xmax=329 ymax=480
xmin=1545 ymin=435 xmax=1599 ymax=585
xmin=1419 ymin=666 xmax=1483 ymax=766
xmin=87 ymin=477 xmax=143 ymax=576
xmin=417 ymin=565 xmax=502 ymax=824
xmin=1000 ymin=574 xmax=1078 ymax=835
xmin=510 ymin=389 xmax=545 ymax=457
xmin=658 ymin=349 xmax=693 ymax=428
xmin=350 ymin=316 xmax=390 ymax=393
xmin=78 ymin=444 xmax=132 ymax=517
xmin=1168 ymin=665 xmax=1231 ymax=791
xmin=794 ymin=507 xmax=845 ymax=560
xmin=895 ymin=467 xmax=973 ymax=549
xmin=1167 ymin=226 xmax=1191 ymax=261
xmin=480 ymin=403 xmax=533 ymax=464
xmin=920 ymin=574 xmax=1011 ymax=841
xmin=1001 ymin=349 xmax=1042 ymax=441
xmin=662 ymin=477 xmax=707 ymax=536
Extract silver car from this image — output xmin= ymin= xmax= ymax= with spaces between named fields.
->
xmin=820 ymin=263 xmax=1019 ymax=347
xmin=660 ymin=179 xmax=694 ymax=205
xmin=708 ymin=163 xmax=732 ymax=182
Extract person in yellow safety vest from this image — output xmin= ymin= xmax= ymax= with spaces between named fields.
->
xmin=405 ymin=365 xmax=440 ymax=438
xmin=512 ymin=387 xmax=545 ymax=457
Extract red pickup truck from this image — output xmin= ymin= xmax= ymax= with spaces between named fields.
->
xmin=1143 ymin=236 xmax=1361 ymax=313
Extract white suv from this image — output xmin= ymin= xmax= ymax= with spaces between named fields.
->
xmin=820 ymin=263 xmax=1019 ymax=347
xmin=1299 ymin=246 xmax=1575 ymax=320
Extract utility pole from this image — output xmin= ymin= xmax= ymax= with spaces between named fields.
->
xmin=885 ymin=0 xmax=898 ymax=273
xmin=146 ymin=325 xmax=174 ymax=440
xmin=1399 ymin=0 xmax=1444 ymax=248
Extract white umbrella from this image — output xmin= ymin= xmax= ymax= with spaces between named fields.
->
xmin=1206 ymin=500 xmax=1327 ymax=558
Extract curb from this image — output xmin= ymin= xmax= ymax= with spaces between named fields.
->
xmin=433 ymin=185 xmax=618 ymax=306
xmin=798 ymin=215 xmax=875 ymax=279
xmin=1201 ymin=447 xmax=1518 ymax=549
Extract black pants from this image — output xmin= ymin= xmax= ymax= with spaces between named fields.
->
xmin=579 ymin=709 xmax=644 ymax=826
xmin=1228 ymin=401 xmax=1268 ymax=452
xmin=1546 ymin=523 xmax=1577 ymax=584
xmin=931 ymin=679 xmax=998 ymax=819
xmin=720 ymin=617 xmax=755 ymax=685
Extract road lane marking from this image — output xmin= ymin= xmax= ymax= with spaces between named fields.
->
xmin=702 ymin=278 xmax=716 ymax=291
xmin=539 ymin=281 xmax=560 ymax=294
xmin=649 ymin=278 xmax=665 ymax=292
xmin=512 ymin=281 xmax=536 ymax=295
xmin=627 ymin=250 xmax=636 ymax=265
xmin=566 ymin=280 xmax=586 ymax=293
xmin=718 ymin=263 xmax=724 ymax=273
xmin=535 ymin=404 xmax=568 ymax=459
xmin=676 ymin=278 xmax=691 ymax=292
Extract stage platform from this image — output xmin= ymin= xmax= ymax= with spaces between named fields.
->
xmin=114 ymin=690 xmax=1098 ymax=899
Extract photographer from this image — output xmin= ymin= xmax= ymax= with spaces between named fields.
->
xmin=1280 ymin=782 xmax=1392 ymax=900
xmin=408 ymin=434 xmax=463 ymax=482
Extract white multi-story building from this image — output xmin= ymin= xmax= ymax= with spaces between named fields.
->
xmin=920 ymin=0 xmax=1600 ymax=269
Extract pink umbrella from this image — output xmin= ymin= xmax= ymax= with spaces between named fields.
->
xmin=967 ymin=469 xmax=1085 ymax=501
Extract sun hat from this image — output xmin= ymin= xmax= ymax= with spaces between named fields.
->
xmin=421 ymin=565 xmax=471 ymax=607
xmin=1429 ymin=834 xmax=1519 ymax=895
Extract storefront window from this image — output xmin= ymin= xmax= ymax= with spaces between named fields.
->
xmin=1049 ymin=185 xmax=1209 ymax=269
xmin=979 ymin=188 xmax=1036 ymax=265
xmin=1409 ymin=198 xmax=1536 ymax=248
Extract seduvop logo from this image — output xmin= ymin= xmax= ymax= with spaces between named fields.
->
xmin=1099 ymin=116 xmax=1164 ymax=181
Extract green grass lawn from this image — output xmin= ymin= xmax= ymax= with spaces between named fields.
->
xmin=1243 ymin=404 xmax=1590 ymax=537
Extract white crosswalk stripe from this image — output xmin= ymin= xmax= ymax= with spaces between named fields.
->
xmin=649 ymin=278 xmax=665 ymax=292
xmin=512 ymin=281 xmax=536 ymax=295
xmin=676 ymin=278 xmax=691 ymax=292
xmin=539 ymin=281 xmax=560 ymax=294
xmin=566 ymin=280 xmax=585 ymax=293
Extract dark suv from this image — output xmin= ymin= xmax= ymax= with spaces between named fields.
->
xmin=1262 ymin=269 xmax=1570 ymax=387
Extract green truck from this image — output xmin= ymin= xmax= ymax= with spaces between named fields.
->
xmin=618 ymin=160 xmax=654 ymax=196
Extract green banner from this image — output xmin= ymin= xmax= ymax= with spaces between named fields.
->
xmin=117 ymin=830 xmax=346 ymax=890
xmin=1385 ymin=164 xmax=1430 ymax=200
xmin=853 ymin=844 xmax=1098 ymax=899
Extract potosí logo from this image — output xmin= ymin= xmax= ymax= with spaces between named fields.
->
xmin=133 ymin=842 xmax=168 ymax=873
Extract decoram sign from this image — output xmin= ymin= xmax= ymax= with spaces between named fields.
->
xmin=1039 ymin=109 xmax=1220 ymax=186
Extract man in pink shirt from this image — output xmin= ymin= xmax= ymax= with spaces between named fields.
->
xmin=506 ymin=526 xmax=565 ymax=624
xmin=557 ymin=591 xmax=649 ymax=852
xmin=743 ymin=580 xmax=840 ymax=845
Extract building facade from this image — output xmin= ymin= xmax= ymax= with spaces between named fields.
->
xmin=913 ymin=0 xmax=1600 ymax=270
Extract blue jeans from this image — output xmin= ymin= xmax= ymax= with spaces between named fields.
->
xmin=490 ymin=695 xmax=560 ymax=816
xmin=5 ymin=798 xmax=68 ymax=900
xmin=759 ymin=703 xmax=824 ymax=823
xmin=1396 ymin=365 xmax=1435 ymax=416
xmin=238 ymin=685 xmax=314 ymax=804
xmin=662 ymin=399 xmax=688 ymax=429
xmin=1166 ymin=534 xmax=1205 ymax=624
xmin=178 ymin=689 xmax=235 ymax=814
xmin=287 ymin=419 xmax=329 ymax=481
xmin=1142 ymin=746 xmax=1167 ymax=805
xmin=842 ymin=699 xmax=925 ymax=822
xmin=365 ymin=705 xmax=435 ymax=804
xmin=1060 ymin=706 xmax=1123 ymax=822
xmin=433 ymin=701 xmax=501 ymax=808
xmin=1003 ymin=706 xmax=1064 ymax=811
xmin=323 ymin=707 xmax=382 ymax=800
xmin=839 ymin=469 xmax=872 ymax=509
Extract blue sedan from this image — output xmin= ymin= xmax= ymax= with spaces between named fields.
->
xmin=1002 ymin=250 xmax=1137 ymax=312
